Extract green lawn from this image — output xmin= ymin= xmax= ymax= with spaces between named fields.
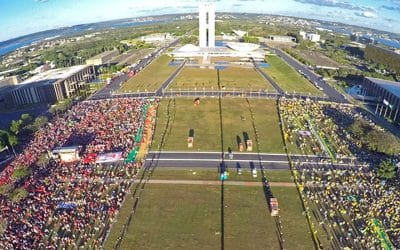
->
xmin=118 ymin=54 xmax=175 ymax=92
xmin=116 ymin=184 xmax=220 ymax=250
xmin=170 ymin=66 xmax=275 ymax=91
xmin=263 ymin=55 xmax=323 ymax=95
xmin=150 ymin=168 xmax=293 ymax=183
xmin=152 ymin=98 xmax=284 ymax=153
xmin=106 ymin=184 xmax=313 ymax=250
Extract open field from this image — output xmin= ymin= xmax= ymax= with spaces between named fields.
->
xmin=152 ymin=98 xmax=284 ymax=153
xmin=262 ymin=55 xmax=323 ymax=95
xmin=293 ymin=49 xmax=340 ymax=68
xmin=118 ymin=54 xmax=175 ymax=92
xmin=106 ymin=184 xmax=313 ymax=250
xmin=170 ymin=66 xmax=275 ymax=91
xmin=150 ymin=168 xmax=293 ymax=182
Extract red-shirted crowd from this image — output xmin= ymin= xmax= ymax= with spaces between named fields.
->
xmin=0 ymin=98 xmax=150 ymax=249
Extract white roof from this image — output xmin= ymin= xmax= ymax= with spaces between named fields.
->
xmin=21 ymin=65 xmax=88 ymax=85
xmin=227 ymin=42 xmax=260 ymax=52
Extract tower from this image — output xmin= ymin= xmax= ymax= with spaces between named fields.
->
xmin=199 ymin=2 xmax=215 ymax=48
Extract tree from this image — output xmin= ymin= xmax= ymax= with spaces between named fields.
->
xmin=377 ymin=160 xmax=397 ymax=180
xmin=7 ymin=133 xmax=18 ymax=147
xmin=0 ymin=137 xmax=6 ymax=150
xmin=30 ymin=116 xmax=48 ymax=132
xmin=10 ymin=187 xmax=28 ymax=203
xmin=11 ymin=166 xmax=31 ymax=181
xmin=20 ymin=114 xmax=32 ymax=123
xmin=9 ymin=120 xmax=22 ymax=135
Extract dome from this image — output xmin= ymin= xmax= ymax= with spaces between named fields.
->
xmin=178 ymin=44 xmax=200 ymax=52
xmin=227 ymin=42 xmax=260 ymax=52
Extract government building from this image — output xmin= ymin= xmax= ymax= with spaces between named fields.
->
xmin=171 ymin=3 xmax=266 ymax=62
xmin=1 ymin=65 xmax=95 ymax=107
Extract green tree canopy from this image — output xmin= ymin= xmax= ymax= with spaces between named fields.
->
xmin=9 ymin=120 xmax=22 ymax=135
xmin=10 ymin=187 xmax=29 ymax=203
xmin=377 ymin=160 xmax=397 ymax=180
xmin=11 ymin=166 xmax=31 ymax=181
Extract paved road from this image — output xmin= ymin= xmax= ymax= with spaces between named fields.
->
xmin=144 ymin=151 xmax=361 ymax=170
xmin=156 ymin=60 xmax=186 ymax=96
xmin=253 ymin=61 xmax=284 ymax=94
xmin=262 ymin=44 xmax=349 ymax=104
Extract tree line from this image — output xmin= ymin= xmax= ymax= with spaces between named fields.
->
xmin=365 ymin=45 xmax=400 ymax=74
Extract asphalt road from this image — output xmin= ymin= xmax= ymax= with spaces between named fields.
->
xmin=89 ymin=39 xmax=180 ymax=100
xmin=144 ymin=151 xmax=360 ymax=170
xmin=262 ymin=44 xmax=349 ymax=104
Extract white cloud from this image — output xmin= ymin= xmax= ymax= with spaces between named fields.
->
xmin=357 ymin=11 xmax=378 ymax=18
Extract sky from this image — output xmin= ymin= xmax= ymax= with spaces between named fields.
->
xmin=0 ymin=0 xmax=399 ymax=42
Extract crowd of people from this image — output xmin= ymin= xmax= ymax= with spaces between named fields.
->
xmin=279 ymin=99 xmax=399 ymax=249
xmin=280 ymin=99 xmax=353 ymax=159
xmin=0 ymin=98 xmax=153 ymax=248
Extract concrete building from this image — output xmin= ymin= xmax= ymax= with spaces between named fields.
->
xmin=307 ymin=33 xmax=321 ymax=42
xmin=299 ymin=31 xmax=307 ymax=39
xmin=199 ymin=2 xmax=215 ymax=48
xmin=0 ymin=75 xmax=21 ymax=88
xmin=172 ymin=4 xmax=266 ymax=62
xmin=267 ymin=35 xmax=296 ymax=43
xmin=6 ymin=65 xmax=95 ymax=107
xmin=86 ymin=50 xmax=119 ymax=66
xmin=362 ymin=77 xmax=400 ymax=124
xmin=300 ymin=31 xmax=321 ymax=42
xmin=140 ymin=33 xmax=172 ymax=43
xmin=172 ymin=42 xmax=266 ymax=61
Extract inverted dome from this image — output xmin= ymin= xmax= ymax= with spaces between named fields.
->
xmin=227 ymin=42 xmax=260 ymax=52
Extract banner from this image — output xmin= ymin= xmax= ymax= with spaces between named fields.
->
xmin=58 ymin=202 xmax=77 ymax=209
xmin=83 ymin=153 xmax=97 ymax=164
xmin=96 ymin=152 xmax=123 ymax=163
xmin=298 ymin=130 xmax=312 ymax=136
xmin=126 ymin=149 xmax=138 ymax=163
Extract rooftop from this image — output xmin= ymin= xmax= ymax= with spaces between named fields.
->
xmin=88 ymin=49 xmax=118 ymax=60
xmin=21 ymin=65 xmax=89 ymax=85
xmin=366 ymin=77 xmax=400 ymax=98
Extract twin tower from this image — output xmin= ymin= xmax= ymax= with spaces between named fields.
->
xmin=199 ymin=3 xmax=215 ymax=48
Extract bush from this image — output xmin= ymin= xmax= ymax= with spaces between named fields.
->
xmin=0 ymin=184 xmax=12 ymax=195
xmin=11 ymin=166 xmax=31 ymax=181
xmin=10 ymin=187 xmax=28 ymax=203
xmin=377 ymin=160 xmax=397 ymax=180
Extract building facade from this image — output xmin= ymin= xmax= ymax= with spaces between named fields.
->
xmin=267 ymin=35 xmax=296 ymax=43
xmin=199 ymin=3 xmax=215 ymax=48
xmin=362 ymin=77 xmax=400 ymax=124
xmin=8 ymin=65 xmax=95 ymax=107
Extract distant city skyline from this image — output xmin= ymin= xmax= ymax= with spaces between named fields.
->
xmin=0 ymin=0 xmax=400 ymax=42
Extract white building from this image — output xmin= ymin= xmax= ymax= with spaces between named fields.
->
xmin=140 ymin=33 xmax=172 ymax=43
xmin=171 ymin=3 xmax=266 ymax=62
xmin=306 ymin=33 xmax=321 ymax=42
xmin=299 ymin=31 xmax=307 ymax=40
xmin=172 ymin=42 xmax=266 ymax=61
xmin=300 ymin=31 xmax=321 ymax=42
xmin=199 ymin=3 xmax=215 ymax=48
